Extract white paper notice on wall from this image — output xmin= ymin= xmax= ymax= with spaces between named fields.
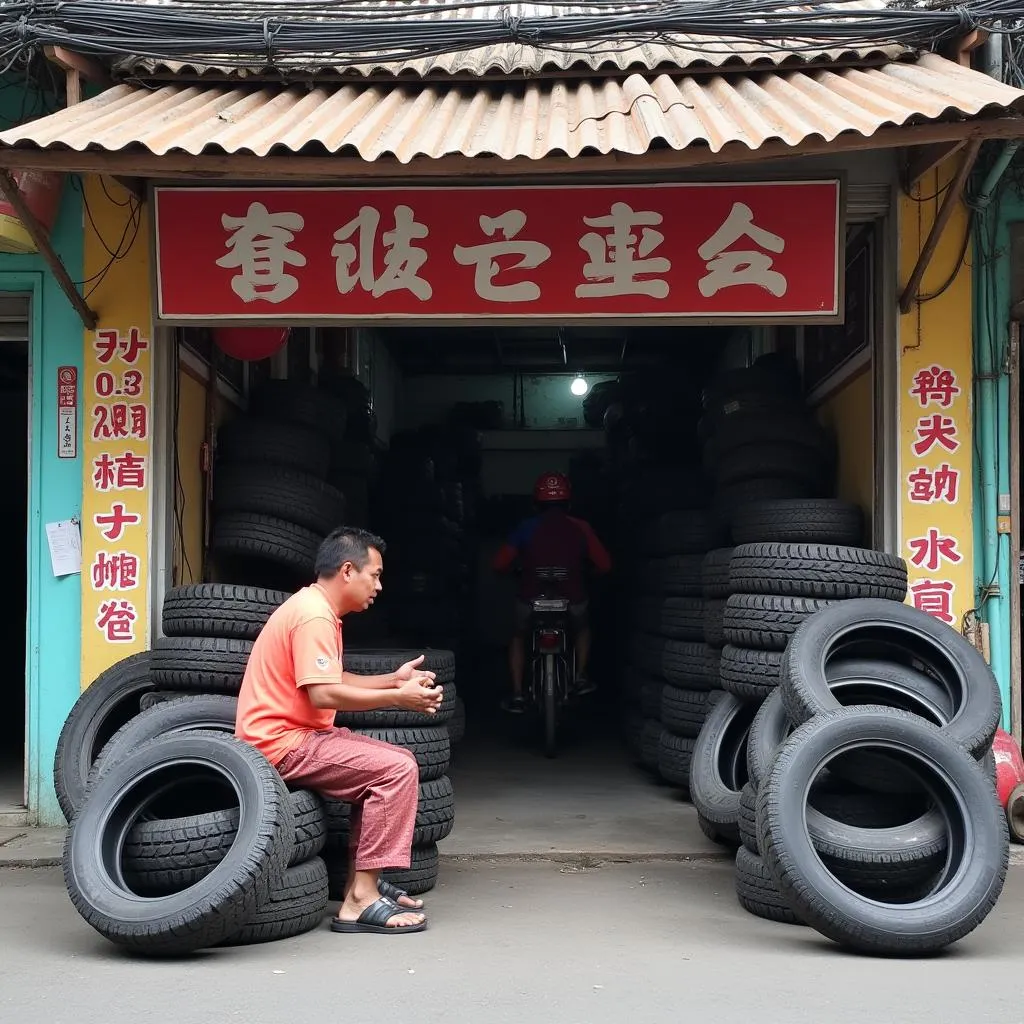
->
xmin=45 ymin=519 xmax=83 ymax=577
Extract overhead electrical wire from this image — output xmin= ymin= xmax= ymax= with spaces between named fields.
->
xmin=0 ymin=0 xmax=1023 ymax=71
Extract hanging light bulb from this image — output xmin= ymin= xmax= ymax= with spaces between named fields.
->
xmin=570 ymin=373 xmax=589 ymax=396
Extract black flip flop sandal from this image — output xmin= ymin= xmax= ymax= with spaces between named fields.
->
xmin=378 ymin=879 xmax=424 ymax=910
xmin=331 ymin=896 xmax=427 ymax=935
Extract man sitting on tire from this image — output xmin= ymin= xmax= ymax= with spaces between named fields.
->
xmin=493 ymin=472 xmax=612 ymax=713
xmin=235 ymin=526 xmax=442 ymax=935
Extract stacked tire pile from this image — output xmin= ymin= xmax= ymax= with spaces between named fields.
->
xmin=700 ymin=356 xmax=837 ymax=532
xmin=210 ymin=380 xmax=349 ymax=592
xmin=321 ymin=648 xmax=459 ymax=899
xmin=53 ymin=593 xmax=458 ymax=951
xmin=371 ymin=426 xmax=482 ymax=691
xmin=624 ymin=510 xmax=723 ymax=789
xmin=689 ymin=505 xmax=908 ymax=850
xmin=318 ymin=371 xmax=379 ymax=529
xmin=736 ymin=597 xmax=1008 ymax=955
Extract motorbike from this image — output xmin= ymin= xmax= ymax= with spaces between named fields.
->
xmin=525 ymin=566 xmax=576 ymax=758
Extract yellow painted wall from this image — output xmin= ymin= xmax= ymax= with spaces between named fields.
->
xmin=816 ymin=367 xmax=874 ymax=525
xmin=897 ymin=160 xmax=974 ymax=628
xmin=80 ymin=178 xmax=153 ymax=687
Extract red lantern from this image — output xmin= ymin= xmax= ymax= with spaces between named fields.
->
xmin=211 ymin=326 xmax=290 ymax=361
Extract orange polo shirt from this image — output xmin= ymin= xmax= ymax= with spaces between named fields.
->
xmin=235 ymin=584 xmax=342 ymax=766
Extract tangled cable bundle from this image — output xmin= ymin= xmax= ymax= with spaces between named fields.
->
xmin=0 ymin=0 xmax=1022 ymax=71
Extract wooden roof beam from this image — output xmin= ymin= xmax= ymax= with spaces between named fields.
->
xmin=903 ymin=140 xmax=968 ymax=191
xmin=44 ymin=46 xmax=112 ymax=107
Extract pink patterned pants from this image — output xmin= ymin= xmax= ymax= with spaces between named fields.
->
xmin=275 ymin=727 xmax=418 ymax=871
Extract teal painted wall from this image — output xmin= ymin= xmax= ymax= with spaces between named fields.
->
xmin=0 ymin=88 xmax=84 ymax=824
xmin=973 ymin=182 xmax=1023 ymax=732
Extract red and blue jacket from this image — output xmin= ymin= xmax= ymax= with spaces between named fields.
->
xmin=492 ymin=509 xmax=612 ymax=603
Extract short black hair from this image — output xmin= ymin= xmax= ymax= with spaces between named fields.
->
xmin=314 ymin=527 xmax=386 ymax=578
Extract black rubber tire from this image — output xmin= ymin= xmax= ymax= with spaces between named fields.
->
xmin=343 ymin=648 xmax=456 ymax=685
xmin=729 ymin=543 xmax=908 ymax=602
xmin=216 ymin=415 xmax=332 ymax=479
xmin=781 ymin=599 xmax=1002 ymax=760
xmin=123 ymin=788 xmax=325 ymax=894
xmin=734 ymin=846 xmax=804 ymax=926
xmin=91 ymin=694 xmax=239 ymax=780
xmin=714 ymin=445 xmax=830 ymax=488
xmin=660 ymin=686 xmax=712 ymax=739
xmin=634 ymin=597 xmax=705 ymax=641
xmin=220 ymin=857 xmax=329 ymax=946
xmin=638 ymin=555 xmax=704 ymax=597
xmin=701 ymin=548 xmax=734 ymax=599
xmin=638 ymin=511 xmax=722 ymax=557
xmin=706 ymin=412 xmax=831 ymax=463
xmin=212 ymin=512 xmax=322 ymax=576
xmin=352 ymin=726 xmax=450 ymax=782
xmin=631 ymin=635 xmax=719 ymax=690
xmin=53 ymin=652 xmax=154 ymax=822
xmin=448 ymin=696 xmax=466 ymax=745
xmin=748 ymin=660 xmax=954 ymax=788
xmin=214 ymin=464 xmax=347 ymax=536
xmin=63 ymin=733 xmax=293 ymax=954
xmin=731 ymin=500 xmax=864 ymax=546
xmin=719 ymin=646 xmax=783 ymax=703
xmin=639 ymin=719 xmax=662 ymax=773
xmin=704 ymin=599 xmax=727 ymax=648
xmin=248 ymin=379 xmax=349 ymax=448
xmin=336 ymin=682 xmax=456 ymax=729
xmin=723 ymin=594 xmax=838 ymax=652
xmin=383 ymin=844 xmax=439 ymax=896
xmin=151 ymin=637 xmax=253 ymax=694
xmin=161 ymin=584 xmax=290 ymax=641
xmin=657 ymin=730 xmax=695 ymax=788
xmin=757 ymin=707 xmax=1009 ymax=955
xmin=689 ymin=692 xmax=758 ymax=844
xmin=738 ymin=782 xmax=759 ymax=854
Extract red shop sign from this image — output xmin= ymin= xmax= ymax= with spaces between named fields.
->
xmin=153 ymin=182 xmax=842 ymax=323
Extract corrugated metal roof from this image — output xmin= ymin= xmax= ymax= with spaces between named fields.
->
xmin=4 ymin=53 xmax=1022 ymax=162
xmin=113 ymin=0 xmax=905 ymax=79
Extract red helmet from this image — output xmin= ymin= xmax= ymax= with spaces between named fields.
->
xmin=534 ymin=472 xmax=571 ymax=503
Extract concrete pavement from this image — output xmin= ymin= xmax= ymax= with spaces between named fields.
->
xmin=1 ymin=860 xmax=1023 ymax=1024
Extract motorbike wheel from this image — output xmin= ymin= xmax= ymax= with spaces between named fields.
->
xmin=544 ymin=654 xmax=558 ymax=759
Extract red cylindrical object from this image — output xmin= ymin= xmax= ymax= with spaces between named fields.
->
xmin=211 ymin=326 xmax=290 ymax=361
xmin=991 ymin=727 xmax=1024 ymax=809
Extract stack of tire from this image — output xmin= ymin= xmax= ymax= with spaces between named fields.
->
xmin=211 ymin=380 xmax=349 ymax=591
xmin=736 ymin=597 xmax=1008 ymax=956
xmin=318 ymin=371 xmax=378 ymax=528
xmin=319 ymin=648 xmax=459 ymax=899
xmin=688 ymin=502 xmax=908 ymax=854
xmin=700 ymin=357 xmax=837 ymax=534
xmin=624 ymin=509 xmax=724 ymax=787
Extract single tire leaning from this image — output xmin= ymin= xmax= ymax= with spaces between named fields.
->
xmin=215 ymin=416 xmax=332 ymax=479
xmin=211 ymin=512 xmax=322 ymax=577
xmin=734 ymin=845 xmax=804 ymax=926
xmin=219 ymin=857 xmax=329 ymax=946
xmin=90 ymin=694 xmax=239 ymax=781
xmin=63 ymin=732 xmax=293 ymax=955
xmin=53 ymin=652 xmax=154 ymax=822
xmin=161 ymin=584 xmax=290 ymax=641
xmin=689 ymin=692 xmax=758 ymax=844
xmin=730 ymin=500 xmax=864 ymax=546
xmin=151 ymin=637 xmax=253 ymax=694
xmin=781 ymin=599 xmax=1002 ymax=760
xmin=757 ymin=707 xmax=1009 ymax=956
xmin=123 ymin=788 xmax=326 ymax=894
xmin=352 ymin=726 xmax=450 ymax=782
xmin=729 ymin=543 xmax=908 ymax=601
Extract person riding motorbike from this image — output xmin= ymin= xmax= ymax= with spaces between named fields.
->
xmin=492 ymin=472 xmax=612 ymax=714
